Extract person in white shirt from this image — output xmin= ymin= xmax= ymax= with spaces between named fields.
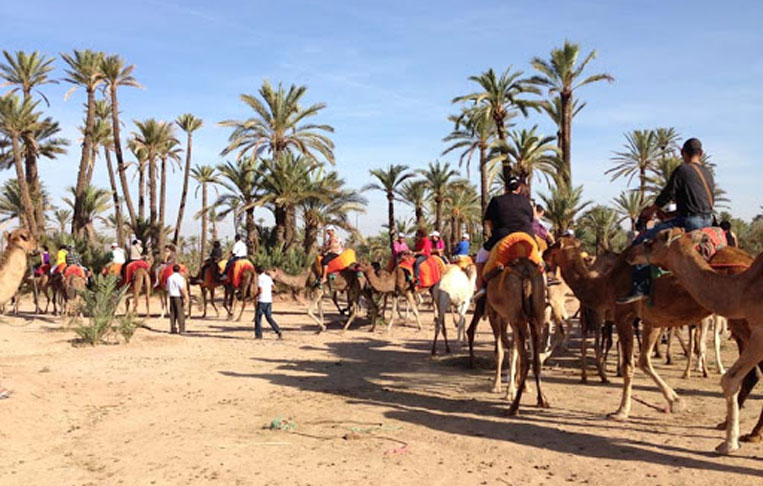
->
xmin=166 ymin=265 xmax=188 ymax=334
xmin=110 ymin=243 xmax=126 ymax=265
xmin=221 ymin=235 xmax=248 ymax=282
xmin=254 ymin=267 xmax=282 ymax=339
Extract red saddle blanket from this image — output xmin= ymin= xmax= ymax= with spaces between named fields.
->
xmin=64 ymin=265 xmax=86 ymax=279
xmin=123 ymin=260 xmax=150 ymax=286
xmin=398 ymin=255 xmax=447 ymax=289
xmin=35 ymin=263 xmax=50 ymax=277
xmin=228 ymin=259 xmax=254 ymax=289
xmin=687 ymin=227 xmax=727 ymax=261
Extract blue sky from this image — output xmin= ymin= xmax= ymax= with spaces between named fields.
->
xmin=2 ymin=0 xmax=762 ymax=238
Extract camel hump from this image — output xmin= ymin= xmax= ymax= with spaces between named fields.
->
xmin=484 ymin=232 xmax=542 ymax=277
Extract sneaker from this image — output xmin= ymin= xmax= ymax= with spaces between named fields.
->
xmin=277 ymin=332 xmax=283 ymax=340
xmin=0 ymin=387 xmax=10 ymax=399
xmin=616 ymin=293 xmax=647 ymax=305
xmin=254 ymin=335 xmax=263 ymax=340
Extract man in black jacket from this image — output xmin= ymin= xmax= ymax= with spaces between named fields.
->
xmin=618 ymin=137 xmax=715 ymax=304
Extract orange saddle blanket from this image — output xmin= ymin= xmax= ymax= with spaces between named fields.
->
xmin=102 ymin=262 xmax=123 ymax=276
xmin=484 ymin=232 xmax=542 ymax=276
xmin=317 ymin=249 xmax=357 ymax=275
xmin=398 ymin=255 xmax=447 ymax=289
xmin=64 ymin=265 xmax=86 ymax=279
xmin=228 ymin=259 xmax=254 ymax=289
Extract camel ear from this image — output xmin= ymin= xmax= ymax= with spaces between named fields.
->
xmin=666 ymin=228 xmax=683 ymax=246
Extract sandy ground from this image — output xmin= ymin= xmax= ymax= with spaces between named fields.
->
xmin=0 ymin=294 xmax=761 ymax=486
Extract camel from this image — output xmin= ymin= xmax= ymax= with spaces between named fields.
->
xmin=123 ymin=265 xmax=152 ymax=317
xmin=192 ymin=261 xmax=223 ymax=318
xmin=0 ymin=228 xmax=37 ymax=308
xmin=357 ymin=262 xmax=428 ymax=332
xmin=547 ymin=236 xmax=752 ymax=432
xmin=627 ymin=227 xmax=763 ymax=454
xmin=430 ymin=263 xmax=477 ymax=355
xmin=483 ymin=258 xmax=549 ymax=415
xmin=272 ymin=265 xmax=372 ymax=333
xmin=224 ymin=264 xmax=257 ymax=322
xmin=62 ymin=272 xmax=86 ymax=317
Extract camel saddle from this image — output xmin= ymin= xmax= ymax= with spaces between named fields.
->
xmin=316 ymin=249 xmax=357 ymax=276
xmin=122 ymin=260 xmax=150 ymax=286
xmin=102 ymin=262 xmax=123 ymax=276
xmin=156 ymin=263 xmax=188 ymax=290
xmin=483 ymin=232 xmax=543 ymax=277
xmin=35 ymin=263 xmax=50 ymax=277
xmin=686 ymin=226 xmax=727 ymax=261
xmin=228 ymin=259 xmax=254 ymax=289
xmin=64 ymin=265 xmax=87 ymax=279
xmin=398 ymin=255 xmax=447 ymax=289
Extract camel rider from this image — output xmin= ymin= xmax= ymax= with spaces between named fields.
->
xmin=474 ymin=176 xmax=534 ymax=294
xmin=453 ymin=233 xmax=470 ymax=257
xmin=431 ymin=231 xmax=445 ymax=256
xmin=51 ymin=245 xmax=68 ymax=275
xmin=319 ymin=226 xmax=344 ymax=284
xmin=720 ymin=220 xmax=738 ymax=247
xmin=412 ymin=228 xmax=432 ymax=286
xmin=109 ymin=243 xmax=126 ymax=266
xmin=121 ymin=239 xmax=144 ymax=281
xmin=392 ymin=233 xmax=409 ymax=264
xmin=221 ymin=235 xmax=247 ymax=282
xmin=618 ymin=138 xmax=715 ymax=304
xmin=35 ymin=245 xmax=50 ymax=276
xmin=531 ymin=202 xmax=554 ymax=246
xmin=162 ymin=244 xmax=177 ymax=265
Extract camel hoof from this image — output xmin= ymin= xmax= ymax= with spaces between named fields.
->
xmin=741 ymin=433 xmax=762 ymax=443
xmin=600 ymin=376 xmax=611 ymax=384
xmin=507 ymin=406 xmax=519 ymax=417
xmin=445 ymin=346 xmax=450 ymax=354
xmin=491 ymin=385 xmax=502 ymax=394
xmin=715 ymin=420 xmax=727 ymax=431
xmin=538 ymin=398 xmax=550 ymax=409
xmin=669 ymin=398 xmax=686 ymax=413
xmin=607 ymin=411 xmax=628 ymax=421
xmin=715 ymin=441 xmax=740 ymax=455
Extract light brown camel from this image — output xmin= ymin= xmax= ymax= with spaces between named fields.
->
xmin=124 ymin=266 xmax=152 ymax=317
xmin=0 ymin=228 xmax=37 ymax=307
xmin=272 ymin=265 xmax=372 ymax=333
xmin=224 ymin=265 xmax=256 ymax=322
xmin=628 ymin=227 xmax=763 ymax=454
xmin=63 ymin=273 xmax=86 ymax=317
xmin=192 ymin=261 xmax=223 ymax=318
xmin=484 ymin=258 xmax=549 ymax=415
xmin=546 ymin=236 xmax=752 ymax=425
xmin=357 ymin=262 xmax=426 ymax=332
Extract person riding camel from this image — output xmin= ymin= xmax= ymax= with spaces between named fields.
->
xmin=155 ymin=244 xmax=178 ymax=288
xmin=618 ymin=137 xmax=715 ymax=304
xmin=121 ymin=238 xmax=144 ymax=282
xmin=319 ymin=226 xmax=344 ymax=284
xmin=51 ymin=245 xmax=68 ymax=275
xmin=474 ymin=176 xmax=534 ymax=295
xmin=720 ymin=220 xmax=738 ymax=247
xmin=531 ymin=201 xmax=554 ymax=247
xmin=412 ymin=228 xmax=432 ymax=286
xmin=109 ymin=242 xmax=126 ymax=266
xmin=430 ymin=231 xmax=445 ymax=256
xmin=392 ymin=233 xmax=409 ymax=264
xmin=453 ymin=233 xmax=470 ymax=258
xmin=221 ymin=235 xmax=247 ymax=283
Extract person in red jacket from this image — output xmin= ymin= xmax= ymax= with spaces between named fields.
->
xmin=412 ymin=228 xmax=432 ymax=286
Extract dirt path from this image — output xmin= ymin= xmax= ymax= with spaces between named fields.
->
xmin=0 ymin=297 xmax=761 ymax=485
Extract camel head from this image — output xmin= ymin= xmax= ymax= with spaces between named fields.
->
xmin=4 ymin=228 xmax=37 ymax=254
xmin=626 ymin=227 xmax=686 ymax=266
xmin=543 ymin=236 xmax=579 ymax=268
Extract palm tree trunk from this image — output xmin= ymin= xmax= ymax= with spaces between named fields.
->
xmin=387 ymin=194 xmax=395 ymax=255
xmin=479 ymin=144 xmax=488 ymax=224
xmin=110 ymin=85 xmax=138 ymax=229
xmin=104 ymin=147 xmax=124 ymax=245
xmin=284 ymin=204 xmax=297 ymax=251
xmin=210 ymin=210 xmax=218 ymax=242
xmin=85 ymin=143 xmax=97 ymax=187
xmin=560 ymin=90 xmax=573 ymax=188
xmin=435 ymin=196 xmax=443 ymax=233
xmin=12 ymin=135 xmax=38 ymax=235
xmin=149 ymin=155 xmax=158 ymax=253
xmin=138 ymin=164 xmax=145 ymax=221
xmin=274 ymin=205 xmax=286 ymax=248
xmin=639 ymin=166 xmax=646 ymax=206
xmin=415 ymin=205 xmax=424 ymax=228
xmin=72 ymin=85 xmax=96 ymax=235
xmin=304 ymin=221 xmax=318 ymax=256
xmin=173 ymin=131 xmax=193 ymax=246
xmin=21 ymin=87 xmax=45 ymax=235
xmin=200 ymin=183 xmax=207 ymax=267
xmin=245 ymin=206 xmax=257 ymax=254
xmin=159 ymin=155 xmax=167 ymax=251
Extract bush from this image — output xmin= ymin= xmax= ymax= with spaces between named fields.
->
xmin=252 ymin=245 xmax=309 ymax=275
xmin=70 ymin=275 xmax=141 ymax=346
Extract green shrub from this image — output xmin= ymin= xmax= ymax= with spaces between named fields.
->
xmin=70 ymin=275 xmax=141 ymax=346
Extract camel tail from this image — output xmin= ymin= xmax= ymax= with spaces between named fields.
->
xmin=521 ymin=276 xmax=534 ymax=320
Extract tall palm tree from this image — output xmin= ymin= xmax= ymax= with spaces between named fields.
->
xmin=90 ymin=102 xmax=124 ymax=244
xmin=1 ymin=50 xmax=58 ymax=233
xmin=539 ymin=94 xmax=586 ymax=150
xmin=453 ymin=67 xmax=537 ymax=183
xmin=0 ymin=178 xmax=49 ymax=224
xmin=220 ymin=80 xmax=334 ymax=164
xmin=61 ymin=49 xmax=105 ymax=235
xmin=63 ymin=185 xmax=111 ymax=244
xmin=442 ymin=106 xmax=494 ymax=218
xmin=444 ymin=180 xmax=480 ymax=250
xmin=127 ymin=142 xmax=149 ymax=221
xmin=192 ymin=165 xmax=219 ymax=264
xmin=0 ymin=94 xmax=40 ymax=233
xmin=488 ymin=126 xmax=561 ymax=195
xmin=418 ymin=161 xmax=458 ymax=234
xmin=399 ymin=179 xmax=428 ymax=229
xmin=174 ymin=113 xmax=203 ymax=246
xmin=101 ymin=54 xmax=141 ymax=229
xmin=579 ymin=205 xmax=618 ymax=254
xmin=539 ymin=183 xmax=590 ymax=236
xmin=606 ymin=129 xmax=658 ymax=205
xmin=157 ymin=131 xmax=182 ymax=251
xmin=531 ymin=41 xmax=614 ymax=186
xmin=612 ymin=190 xmax=644 ymax=231
xmin=362 ymin=164 xmax=414 ymax=254
xmin=654 ymin=127 xmax=680 ymax=162
xmin=216 ymin=158 xmax=261 ymax=253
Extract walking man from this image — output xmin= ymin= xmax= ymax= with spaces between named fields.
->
xmin=254 ymin=267 xmax=282 ymax=340
xmin=167 ymin=264 xmax=188 ymax=334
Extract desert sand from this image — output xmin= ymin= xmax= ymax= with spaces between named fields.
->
xmin=0 ymin=295 xmax=761 ymax=486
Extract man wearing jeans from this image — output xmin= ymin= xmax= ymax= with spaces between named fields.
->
xmin=254 ymin=267 xmax=282 ymax=340
xmin=618 ymin=138 xmax=715 ymax=304
xmin=167 ymin=264 xmax=188 ymax=334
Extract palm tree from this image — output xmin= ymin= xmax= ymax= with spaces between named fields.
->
xmin=539 ymin=183 xmax=590 ymax=236
xmin=606 ymin=129 xmax=658 ymax=205
xmin=645 ymin=155 xmax=682 ymax=198
xmin=191 ymin=165 xmax=219 ymax=263
xmin=101 ymin=54 xmax=141 ymax=229
xmin=453 ymin=67 xmax=538 ymax=183
xmin=220 ymin=80 xmax=334 ymax=164
xmin=51 ymin=207 xmax=72 ymax=235
xmin=157 ymin=131 xmax=182 ymax=251
xmin=174 ymin=113 xmax=203 ymax=246
xmin=398 ymin=179 xmax=427 ymax=229
xmin=654 ymin=127 xmax=680 ymax=162
xmin=0 ymin=50 xmax=58 ymax=233
xmin=579 ymin=205 xmax=618 ymax=254
xmin=539 ymin=94 xmax=586 ymax=149
xmin=531 ymin=41 xmax=614 ymax=186
xmin=612 ymin=190 xmax=644 ymax=231
xmin=362 ymin=164 xmax=414 ymax=253
xmin=90 ymin=102 xmax=124 ymax=244
xmin=442 ymin=106 xmax=494 ymax=218
xmin=444 ymin=180 xmax=480 ymax=250
xmin=61 ymin=49 xmax=105 ymax=235
xmin=216 ymin=158 xmax=261 ymax=253
xmin=0 ymin=94 xmax=40 ymax=233
xmin=0 ymin=178 xmax=49 ymax=224
xmin=418 ymin=161 xmax=458 ymax=234
xmin=488 ymin=126 xmax=561 ymax=195
xmin=63 ymin=185 xmax=111 ymax=244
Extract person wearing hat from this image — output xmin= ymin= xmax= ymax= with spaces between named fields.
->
xmin=453 ymin=233 xmax=470 ymax=257
xmin=412 ymin=228 xmax=433 ymax=285
xmin=430 ymin=231 xmax=445 ymax=257
xmin=392 ymin=233 xmax=409 ymax=264
xmin=319 ymin=226 xmax=344 ymax=284
xmin=51 ymin=244 xmax=69 ymax=275
xmin=221 ymin=234 xmax=248 ymax=283
xmin=474 ymin=175 xmax=534 ymax=294
xmin=109 ymin=242 xmax=126 ymax=266
xmin=618 ymin=138 xmax=716 ymax=304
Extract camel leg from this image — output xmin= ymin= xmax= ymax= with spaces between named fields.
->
xmin=488 ymin=309 xmax=503 ymax=393
xmin=717 ymin=328 xmax=763 ymax=454
xmin=236 ymin=295 xmax=247 ymax=322
xmin=200 ymin=288 xmax=208 ymax=318
xmin=599 ymin=321 xmax=613 ymax=383
xmin=467 ymin=297 xmax=485 ymax=368
xmin=506 ymin=330 xmax=519 ymax=401
xmin=682 ymin=325 xmax=695 ymax=379
xmin=530 ymin=317 xmax=550 ymax=408
xmin=386 ymin=295 xmax=400 ymax=333
xmin=639 ymin=325 xmax=684 ymax=413
xmin=609 ymin=318 xmax=636 ymax=420
xmin=341 ymin=296 xmax=360 ymax=332
xmin=307 ymin=291 xmax=326 ymax=333
xmin=507 ymin=322 xmax=530 ymax=416
xmin=580 ymin=308 xmax=590 ymax=384
xmin=665 ymin=327 xmax=674 ymax=365
xmin=697 ymin=318 xmax=710 ymax=377
xmin=407 ymin=291 xmax=422 ymax=330
xmin=210 ymin=288 xmax=220 ymax=318
xmin=431 ymin=294 xmax=442 ymax=356
xmin=713 ymin=315 xmax=726 ymax=375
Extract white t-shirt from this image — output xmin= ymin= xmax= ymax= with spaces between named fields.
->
xmin=167 ymin=272 xmax=186 ymax=298
xmin=111 ymin=247 xmax=126 ymax=264
xmin=232 ymin=240 xmax=248 ymax=258
xmin=257 ymin=273 xmax=273 ymax=303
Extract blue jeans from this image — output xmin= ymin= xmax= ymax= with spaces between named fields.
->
xmin=413 ymin=255 xmax=428 ymax=282
xmin=630 ymin=215 xmax=713 ymax=295
xmin=254 ymin=302 xmax=281 ymax=338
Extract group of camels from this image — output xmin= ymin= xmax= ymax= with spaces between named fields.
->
xmin=1 ymin=224 xmax=761 ymax=455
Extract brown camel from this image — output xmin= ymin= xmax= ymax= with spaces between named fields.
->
xmin=193 ymin=262 xmax=223 ymax=318
xmin=224 ymin=266 xmax=256 ymax=322
xmin=546 ymin=236 xmax=752 ymax=426
xmin=0 ymin=228 xmax=37 ymax=307
xmin=483 ymin=258 xmax=549 ymax=415
xmin=272 ymin=265 xmax=372 ymax=333
xmin=124 ymin=267 xmax=152 ymax=317
xmin=357 ymin=262 xmax=425 ymax=332
xmin=63 ymin=273 xmax=86 ymax=317
xmin=628 ymin=227 xmax=763 ymax=454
